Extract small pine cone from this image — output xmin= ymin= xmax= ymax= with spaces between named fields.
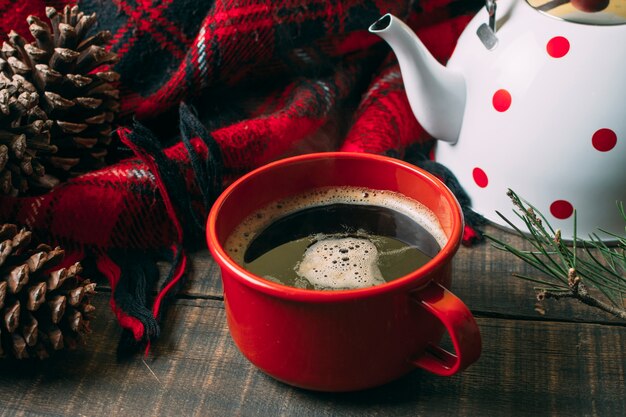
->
xmin=0 ymin=4 xmax=119 ymax=196
xmin=0 ymin=223 xmax=96 ymax=359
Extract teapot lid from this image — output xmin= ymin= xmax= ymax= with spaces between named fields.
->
xmin=526 ymin=0 xmax=626 ymax=25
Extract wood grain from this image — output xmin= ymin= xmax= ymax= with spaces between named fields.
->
xmin=0 ymin=294 xmax=624 ymax=417
xmin=451 ymin=225 xmax=626 ymax=324
xmin=0 ymin=226 xmax=624 ymax=417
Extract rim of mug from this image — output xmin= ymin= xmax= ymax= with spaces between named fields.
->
xmin=206 ymin=152 xmax=463 ymax=302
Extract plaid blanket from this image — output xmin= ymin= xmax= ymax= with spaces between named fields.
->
xmin=0 ymin=0 xmax=483 ymax=356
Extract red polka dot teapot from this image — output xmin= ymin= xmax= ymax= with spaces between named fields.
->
xmin=370 ymin=0 xmax=625 ymax=240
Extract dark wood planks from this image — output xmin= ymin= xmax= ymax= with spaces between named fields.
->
xmin=0 ymin=295 xmax=624 ymax=417
xmin=450 ymin=226 xmax=626 ymax=325
xmin=1 ymin=226 xmax=624 ymax=417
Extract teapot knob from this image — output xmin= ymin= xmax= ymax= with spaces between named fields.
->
xmin=477 ymin=0 xmax=498 ymax=50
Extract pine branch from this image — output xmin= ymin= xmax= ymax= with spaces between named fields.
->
xmin=538 ymin=268 xmax=626 ymax=320
xmin=485 ymin=190 xmax=626 ymax=320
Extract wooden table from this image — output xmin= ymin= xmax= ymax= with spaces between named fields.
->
xmin=1 ymin=225 xmax=624 ymax=416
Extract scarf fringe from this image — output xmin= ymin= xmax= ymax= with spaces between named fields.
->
xmin=103 ymin=105 xmax=221 ymax=357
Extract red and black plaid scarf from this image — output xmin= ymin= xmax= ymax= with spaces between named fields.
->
xmin=0 ymin=0 xmax=484 ymax=356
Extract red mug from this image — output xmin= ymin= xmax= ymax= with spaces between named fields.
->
xmin=206 ymin=152 xmax=481 ymax=392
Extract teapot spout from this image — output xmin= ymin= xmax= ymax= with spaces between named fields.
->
xmin=369 ymin=14 xmax=466 ymax=143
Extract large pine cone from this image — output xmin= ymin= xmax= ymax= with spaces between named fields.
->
xmin=0 ymin=223 xmax=96 ymax=359
xmin=0 ymin=5 xmax=119 ymax=196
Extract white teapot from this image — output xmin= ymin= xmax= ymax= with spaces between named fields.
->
xmin=370 ymin=0 xmax=625 ymax=240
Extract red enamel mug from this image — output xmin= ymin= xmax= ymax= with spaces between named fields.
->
xmin=206 ymin=152 xmax=481 ymax=392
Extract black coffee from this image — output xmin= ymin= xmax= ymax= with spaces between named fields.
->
xmin=224 ymin=187 xmax=446 ymax=290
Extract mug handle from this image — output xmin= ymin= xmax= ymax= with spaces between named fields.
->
xmin=410 ymin=281 xmax=482 ymax=376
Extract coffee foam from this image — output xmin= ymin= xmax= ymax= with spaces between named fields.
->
xmin=225 ymin=186 xmax=448 ymax=267
xmin=296 ymin=236 xmax=385 ymax=290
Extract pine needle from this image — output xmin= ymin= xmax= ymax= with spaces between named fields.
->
xmin=485 ymin=190 xmax=626 ymax=320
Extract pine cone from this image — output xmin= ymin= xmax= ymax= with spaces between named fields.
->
xmin=0 ymin=223 xmax=96 ymax=359
xmin=0 ymin=4 xmax=119 ymax=196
